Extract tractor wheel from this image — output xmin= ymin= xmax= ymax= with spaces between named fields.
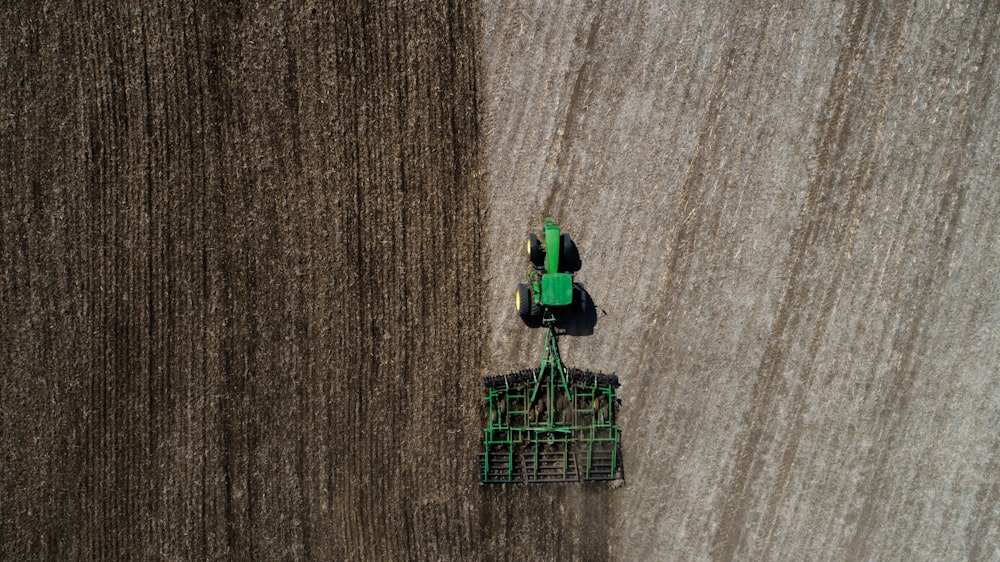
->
xmin=577 ymin=284 xmax=592 ymax=313
xmin=527 ymin=233 xmax=545 ymax=267
xmin=516 ymin=283 xmax=533 ymax=323
xmin=560 ymin=233 xmax=581 ymax=272
xmin=530 ymin=301 xmax=543 ymax=327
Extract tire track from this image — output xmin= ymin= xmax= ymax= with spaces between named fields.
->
xmin=712 ymin=1 xmax=880 ymax=558
xmin=638 ymin=1 xmax=774 ymax=373
xmin=845 ymin=6 xmax=998 ymax=555
xmin=754 ymin=2 xmax=913 ymax=557
xmin=545 ymin=1 xmax=603 ymax=217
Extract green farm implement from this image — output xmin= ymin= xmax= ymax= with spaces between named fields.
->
xmin=479 ymin=218 xmax=623 ymax=484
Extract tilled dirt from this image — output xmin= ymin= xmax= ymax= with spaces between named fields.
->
xmin=483 ymin=2 xmax=999 ymax=560
xmin=3 ymin=2 xmax=498 ymax=560
xmin=3 ymin=1 xmax=999 ymax=561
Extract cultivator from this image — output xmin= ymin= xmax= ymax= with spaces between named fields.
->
xmin=479 ymin=328 xmax=622 ymax=483
xmin=479 ymin=217 xmax=623 ymax=484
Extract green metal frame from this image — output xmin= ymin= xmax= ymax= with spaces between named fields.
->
xmin=480 ymin=326 xmax=622 ymax=483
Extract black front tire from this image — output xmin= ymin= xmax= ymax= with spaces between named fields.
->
xmin=516 ymin=283 xmax=532 ymax=320
xmin=560 ymin=233 xmax=581 ymax=272
xmin=528 ymin=233 xmax=545 ymax=267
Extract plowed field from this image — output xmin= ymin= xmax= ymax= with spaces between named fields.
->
xmin=3 ymin=1 xmax=998 ymax=561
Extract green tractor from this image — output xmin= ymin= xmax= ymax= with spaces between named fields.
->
xmin=515 ymin=217 xmax=586 ymax=328
xmin=480 ymin=217 xmax=623 ymax=484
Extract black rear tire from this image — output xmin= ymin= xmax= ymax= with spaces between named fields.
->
xmin=516 ymin=283 xmax=542 ymax=328
xmin=578 ymin=284 xmax=592 ymax=313
xmin=516 ymin=283 xmax=532 ymax=320
xmin=530 ymin=301 xmax=543 ymax=327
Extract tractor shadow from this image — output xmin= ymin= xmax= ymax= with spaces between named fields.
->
xmin=556 ymin=283 xmax=600 ymax=337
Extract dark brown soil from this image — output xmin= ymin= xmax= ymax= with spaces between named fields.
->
xmin=1 ymin=2 xmax=547 ymax=560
